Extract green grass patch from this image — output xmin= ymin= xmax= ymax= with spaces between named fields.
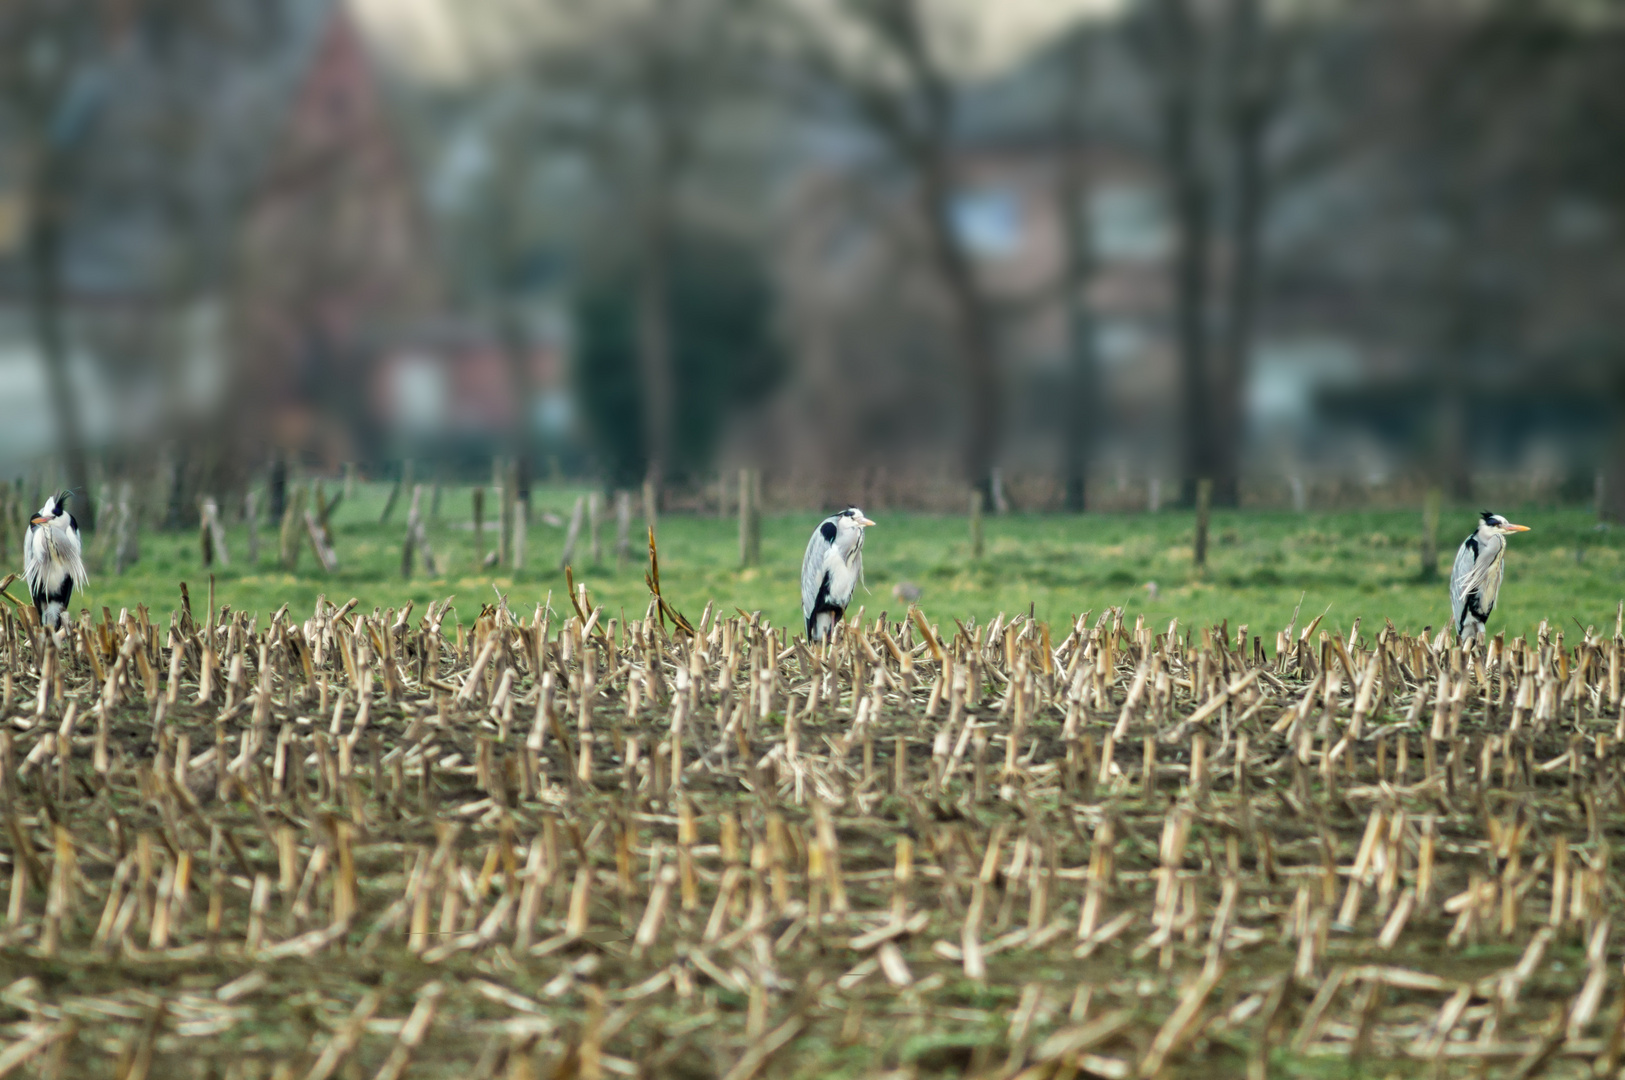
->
xmin=65 ymin=485 xmax=1619 ymax=640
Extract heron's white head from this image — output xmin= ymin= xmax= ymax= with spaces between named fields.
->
xmin=31 ymin=491 xmax=71 ymax=527
xmin=1480 ymin=511 xmax=1530 ymax=536
xmin=830 ymin=507 xmax=875 ymax=553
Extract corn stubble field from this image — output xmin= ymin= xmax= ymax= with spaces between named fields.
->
xmin=3 ymin=543 xmax=1625 ymax=1079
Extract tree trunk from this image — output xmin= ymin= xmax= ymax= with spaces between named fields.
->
xmin=1435 ymin=231 xmax=1477 ymax=504
xmin=497 ymin=299 xmax=535 ymax=512
xmin=1062 ymin=300 xmax=1098 ymax=513
xmin=1211 ymin=0 xmax=1271 ymax=509
xmin=918 ymin=158 xmax=1000 ymax=505
xmin=1059 ymin=38 xmax=1100 ymax=514
xmin=27 ymin=157 xmax=94 ymax=533
xmin=268 ymin=451 xmax=287 ymax=524
xmin=635 ymin=220 xmax=675 ymax=510
xmin=1158 ymin=0 xmax=1216 ymax=508
xmin=1605 ymin=410 xmax=1625 ymax=523
xmin=856 ymin=1 xmax=1001 ymax=504
xmin=1436 ymin=380 xmax=1473 ymax=502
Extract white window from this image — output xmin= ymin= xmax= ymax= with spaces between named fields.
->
xmin=390 ymin=354 xmax=448 ymax=434
xmin=1094 ymin=320 xmax=1148 ymax=367
xmin=534 ymin=390 xmax=574 ymax=436
xmin=1088 ymin=184 xmax=1170 ymax=262
xmin=951 ymin=187 xmax=1022 ymax=258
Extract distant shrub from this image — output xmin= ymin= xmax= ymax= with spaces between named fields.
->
xmin=574 ymin=232 xmax=785 ymax=488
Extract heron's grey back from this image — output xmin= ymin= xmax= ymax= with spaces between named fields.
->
xmin=1449 ymin=529 xmax=1504 ymax=632
xmin=801 ymin=521 xmax=836 ymax=619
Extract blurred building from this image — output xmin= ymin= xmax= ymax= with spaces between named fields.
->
xmin=0 ymin=0 xmax=1619 ymax=508
xmin=371 ymin=317 xmax=570 ymax=467
xmin=234 ymin=5 xmax=443 ymax=466
xmin=762 ymin=9 xmax=1622 ymax=507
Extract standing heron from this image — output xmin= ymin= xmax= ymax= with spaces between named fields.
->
xmin=24 ymin=491 xmax=87 ymax=629
xmin=1450 ymin=510 xmax=1529 ymax=643
xmin=801 ymin=507 xmax=875 ymax=642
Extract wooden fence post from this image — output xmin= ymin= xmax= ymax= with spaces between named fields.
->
xmin=559 ymin=496 xmax=586 ymax=571
xmin=1421 ymin=488 xmax=1441 ymax=581
xmin=970 ymin=489 xmax=984 ymax=559
xmin=750 ymin=470 xmax=762 ymax=565
xmin=402 ymin=485 xmax=436 ymax=579
xmin=588 ymin=492 xmax=602 ymax=565
xmin=303 ymin=498 xmax=339 ymax=572
xmin=200 ymin=497 xmax=227 ymax=567
xmin=401 ymin=486 xmax=419 ymax=579
xmin=114 ymin=481 xmax=138 ymax=574
xmin=991 ymin=467 xmax=1009 ymax=514
xmin=268 ymin=451 xmax=286 ymax=525
xmin=279 ymin=484 xmax=305 ymax=570
xmin=512 ymin=491 xmax=527 ymax=570
xmin=245 ymin=488 xmax=259 ymax=566
xmin=1194 ymin=478 xmax=1212 ymax=569
xmin=473 ymin=487 xmax=486 ymax=568
xmin=380 ymin=460 xmax=411 ymax=524
xmin=739 ymin=469 xmax=761 ymax=568
xmin=615 ymin=491 xmax=632 ymax=570
xmin=498 ymin=457 xmax=514 ymax=569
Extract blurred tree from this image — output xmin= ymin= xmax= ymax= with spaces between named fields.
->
xmin=778 ymin=0 xmax=1005 ymax=505
xmin=0 ymin=0 xmax=109 ymax=531
xmin=1139 ymin=0 xmax=1213 ymax=510
xmin=575 ymin=232 xmax=783 ymax=489
xmin=1055 ymin=33 xmax=1101 ymax=513
xmin=234 ymin=9 xmax=441 ymax=475
xmin=1341 ymin=1 xmax=1625 ymax=505
xmin=1 ymin=2 xmax=308 ymax=525
xmin=461 ymin=0 xmax=776 ymax=508
xmin=1131 ymin=0 xmax=1284 ymax=508
xmin=1210 ymin=0 xmax=1276 ymax=510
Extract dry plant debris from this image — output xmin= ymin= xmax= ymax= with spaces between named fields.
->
xmin=0 ymin=570 xmax=1623 ymax=1078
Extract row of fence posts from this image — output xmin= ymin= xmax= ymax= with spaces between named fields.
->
xmin=960 ymin=476 xmax=1453 ymax=579
xmin=182 ymin=468 xmax=1478 ymax=583
xmin=5 ymin=460 xmax=1585 ymax=585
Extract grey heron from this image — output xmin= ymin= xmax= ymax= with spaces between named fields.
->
xmin=1449 ymin=510 xmax=1529 ymax=644
xmin=24 ymin=491 xmax=87 ymax=629
xmin=801 ymin=507 xmax=875 ymax=642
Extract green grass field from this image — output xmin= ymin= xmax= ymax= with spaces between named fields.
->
xmin=62 ymin=483 xmax=1624 ymax=642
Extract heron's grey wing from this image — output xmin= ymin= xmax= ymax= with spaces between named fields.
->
xmin=802 ymin=526 xmax=834 ymax=619
xmin=62 ymin=525 xmax=87 ymax=588
xmin=22 ymin=527 xmax=41 ymax=595
xmin=1448 ymin=535 xmax=1477 ymax=631
xmin=1451 ymin=532 xmax=1505 ymax=628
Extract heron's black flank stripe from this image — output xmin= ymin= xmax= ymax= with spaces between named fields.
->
xmin=805 ymin=570 xmax=844 ymax=637
xmin=1463 ymin=536 xmax=1479 ymax=559
xmin=820 ymin=520 xmax=837 ymax=543
xmin=35 ymin=574 xmax=75 ymax=625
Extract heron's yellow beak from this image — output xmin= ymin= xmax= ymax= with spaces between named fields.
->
xmin=858 ymin=517 xmax=876 ymax=527
xmin=1505 ymin=523 xmax=1530 ymax=532
xmin=30 ymin=516 xmax=48 ymax=526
